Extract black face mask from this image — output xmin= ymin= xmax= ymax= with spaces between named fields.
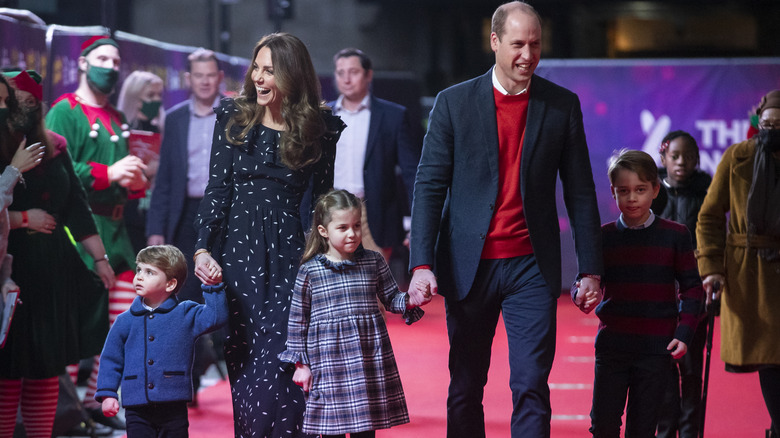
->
xmin=757 ymin=128 xmax=780 ymax=153
xmin=11 ymin=106 xmax=38 ymax=134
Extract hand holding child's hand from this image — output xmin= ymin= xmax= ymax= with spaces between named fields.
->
xmin=293 ymin=364 xmax=312 ymax=392
xmin=102 ymin=397 xmax=120 ymax=417
xmin=408 ymin=269 xmax=437 ymax=306
xmin=412 ymin=279 xmax=432 ymax=306
xmin=667 ymin=339 xmax=688 ymax=360
xmin=194 ymin=251 xmax=223 ymax=285
xmin=574 ymin=278 xmax=602 ymax=314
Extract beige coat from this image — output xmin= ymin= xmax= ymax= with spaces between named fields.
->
xmin=697 ymin=138 xmax=780 ymax=366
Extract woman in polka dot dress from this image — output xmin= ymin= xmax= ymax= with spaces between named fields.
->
xmin=193 ymin=33 xmax=345 ymax=438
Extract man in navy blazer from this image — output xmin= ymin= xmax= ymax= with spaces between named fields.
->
xmin=329 ymin=48 xmax=420 ymax=260
xmin=409 ymin=2 xmax=603 ymax=437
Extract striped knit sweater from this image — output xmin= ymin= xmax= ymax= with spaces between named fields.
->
xmin=591 ymin=217 xmax=705 ymax=355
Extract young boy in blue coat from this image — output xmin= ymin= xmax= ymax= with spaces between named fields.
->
xmin=95 ymin=245 xmax=227 ymax=436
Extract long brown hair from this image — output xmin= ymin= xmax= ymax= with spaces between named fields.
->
xmin=226 ymin=33 xmax=326 ymax=170
xmin=301 ymin=189 xmax=363 ymax=264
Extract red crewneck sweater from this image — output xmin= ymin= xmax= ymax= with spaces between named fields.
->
xmin=481 ymin=87 xmax=533 ymax=259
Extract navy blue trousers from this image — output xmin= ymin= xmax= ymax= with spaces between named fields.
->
xmin=444 ymin=255 xmax=556 ymax=438
xmin=125 ymin=401 xmax=189 ymax=438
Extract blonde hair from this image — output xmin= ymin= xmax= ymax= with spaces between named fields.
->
xmin=301 ymin=189 xmax=363 ymax=264
xmin=117 ymin=71 xmax=165 ymax=129
xmin=136 ymin=245 xmax=188 ymax=294
xmin=227 ymin=33 xmax=327 ymax=170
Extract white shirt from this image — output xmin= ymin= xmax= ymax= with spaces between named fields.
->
xmin=186 ymin=96 xmax=221 ymax=198
xmin=491 ymin=66 xmax=530 ymax=96
xmin=332 ymin=94 xmax=371 ymax=199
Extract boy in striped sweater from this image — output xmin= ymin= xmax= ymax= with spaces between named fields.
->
xmin=573 ymin=149 xmax=705 ymax=437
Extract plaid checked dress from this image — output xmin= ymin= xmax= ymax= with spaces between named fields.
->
xmin=279 ymin=248 xmax=423 ymax=435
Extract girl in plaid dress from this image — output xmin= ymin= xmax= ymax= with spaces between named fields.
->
xmin=279 ymin=189 xmax=427 ymax=438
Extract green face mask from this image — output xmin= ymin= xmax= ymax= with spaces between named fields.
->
xmin=0 ymin=108 xmax=8 ymax=128
xmin=140 ymin=100 xmax=162 ymax=121
xmin=86 ymin=64 xmax=119 ymax=94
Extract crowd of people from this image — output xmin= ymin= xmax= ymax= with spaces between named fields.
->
xmin=0 ymin=1 xmax=779 ymax=437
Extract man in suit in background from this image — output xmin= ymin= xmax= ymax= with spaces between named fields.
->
xmin=408 ymin=2 xmax=603 ymax=437
xmin=330 ymin=48 xmax=420 ymax=261
xmin=146 ymin=48 xmax=223 ymax=402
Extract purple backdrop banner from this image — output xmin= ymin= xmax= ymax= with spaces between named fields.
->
xmin=535 ymin=58 xmax=780 ymax=282
xmin=0 ymin=14 xmax=48 ymax=78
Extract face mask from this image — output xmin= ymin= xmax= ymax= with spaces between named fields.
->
xmin=86 ymin=64 xmax=119 ymax=94
xmin=11 ymin=106 xmax=38 ymax=134
xmin=757 ymin=128 xmax=780 ymax=153
xmin=140 ymin=100 xmax=162 ymax=120
xmin=0 ymin=108 xmax=8 ymax=127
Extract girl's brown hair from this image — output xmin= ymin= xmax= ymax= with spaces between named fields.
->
xmin=301 ymin=189 xmax=362 ymax=264
xmin=226 ymin=33 xmax=326 ymax=170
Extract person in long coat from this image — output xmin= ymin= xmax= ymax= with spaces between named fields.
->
xmin=696 ymin=89 xmax=780 ymax=437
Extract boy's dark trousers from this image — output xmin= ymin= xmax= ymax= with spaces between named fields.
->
xmin=125 ymin=401 xmax=189 ymax=437
xmin=590 ymin=350 xmax=672 ymax=438
xmin=656 ymin=320 xmax=707 ymax=438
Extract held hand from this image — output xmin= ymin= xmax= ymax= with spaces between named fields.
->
xmin=292 ymin=364 xmax=312 ymax=392
xmin=409 ymin=269 xmax=438 ymax=306
xmin=194 ymin=251 xmax=223 ymax=285
xmin=667 ymin=339 xmax=688 ymax=360
xmin=702 ymin=274 xmax=725 ymax=306
xmin=25 ymin=209 xmax=57 ymax=234
xmin=147 ymin=235 xmax=165 ymax=246
xmin=95 ymin=259 xmax=116 ymax=289
xmin=10 ymin=140 xmax=45 ymax=173
xmin=102 ymin=398 xmax=120 ymax=417
xmin=575 ymin=277 xmax=602 ymax=314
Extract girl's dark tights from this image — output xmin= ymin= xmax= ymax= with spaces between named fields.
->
xmin=759 ymin=366 xmax=780 ymax=435
xmin=321 ymin=432 xmax=375 ymax=438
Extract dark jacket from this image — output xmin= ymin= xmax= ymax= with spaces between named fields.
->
xmin=410 ymin=70 xmax=603 ymax=299
xmin=651 ymin=168 xmax=712 ymax=248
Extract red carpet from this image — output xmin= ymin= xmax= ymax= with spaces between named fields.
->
xmin=187 ymin=297 xmax=769 ymax=437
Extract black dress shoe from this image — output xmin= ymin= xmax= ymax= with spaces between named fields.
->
xmin=63 ymin=420 xmax=114 ymax=436
xmin=88 ymin=408 xmax=126 ymax=430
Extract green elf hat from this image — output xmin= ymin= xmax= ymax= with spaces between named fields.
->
xmin=80 ymin=35 xmax=119 ymax=57
xmin=1 ymin=70 xmax=43 ymax=101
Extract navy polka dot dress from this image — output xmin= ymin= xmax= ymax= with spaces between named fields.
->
xmin=195 ymin=99 xmax=344 ymax=437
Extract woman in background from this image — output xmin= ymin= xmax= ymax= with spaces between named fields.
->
xmin=0 ymin=70 xmax=114 ymax=438
xmin=116 ymin=70 xmax=165 ymax=253
xmin=696 ymin=90 xmax=780 ymax=437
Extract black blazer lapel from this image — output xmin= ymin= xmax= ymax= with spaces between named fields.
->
xmin=365 ymin=96 xmax=383 ymax=166
xmin=475 ymin=70 xmax=500 ymax=181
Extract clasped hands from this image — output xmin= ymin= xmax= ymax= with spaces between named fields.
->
xmin=573 ymin=276 xmax=603 ymax=314
xmin=408 ymin=268 xmax=436 ymax=307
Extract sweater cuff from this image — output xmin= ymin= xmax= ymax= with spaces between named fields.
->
xmin=201 ymin=283 xmax=226 ymax=294
xmin=89 ymin=162 xmax=110 ymax=191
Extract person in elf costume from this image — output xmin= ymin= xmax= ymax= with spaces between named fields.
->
xmin=46 ymin=35 xmax=147 ymax=431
